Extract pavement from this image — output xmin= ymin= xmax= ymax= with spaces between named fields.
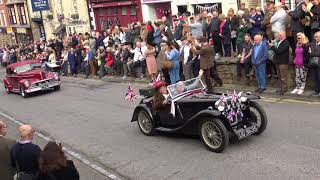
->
xmin=1 ymin=67 xmax=320 ymax=180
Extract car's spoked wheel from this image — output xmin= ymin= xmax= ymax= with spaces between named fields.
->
xmin=249 ymin=101 xmax=268 ymax=135
xmin=199 ymin=118 xmax=228 ymax=153
xmin=137 ymin=110 xmax=155 ymax=136
xmin=20 ymin=87 xmax=28 ymax=98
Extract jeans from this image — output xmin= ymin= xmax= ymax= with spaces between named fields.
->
xmin=236 ymin=43 xmax=244 ymax=55
xmin=236 ymin=58 xmax=251 ymax=78
xmin=130 ymin=60 xmax=146 ymax=77
xmin=223 ymin=44 xmax=231 ymax=57
xmin=276 ymin=64 xmax=288 ymax=91
xmin=183 ymin=60 xmax=194 ymax=80
xmin=254 ymin=63 xmax=266 ymax=89
xmin=312 ymin=66 xmax=320 ymax=93
xmin=169 ymin=61 xmax=180 ymax=84
xmin=98 ymin=62 xmax=106 ymax=78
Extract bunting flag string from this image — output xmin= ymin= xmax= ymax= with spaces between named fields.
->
xmin=196 ymin=4 xmax=219 ymax=12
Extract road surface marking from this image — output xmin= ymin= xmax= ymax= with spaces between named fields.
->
xmin=262 ymin=97 xmax=320 ymax=105
xmin=0 ymin=111 xmax=122 ymax=180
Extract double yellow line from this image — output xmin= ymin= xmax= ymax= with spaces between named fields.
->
xmin=262 ymin=97 xmax=320 ymax=105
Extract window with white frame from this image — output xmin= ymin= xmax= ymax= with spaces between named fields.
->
xmin=7 ymin=5 xmax=17 ymax=24
xmin=72 ymin=0 xmax=78 ymax=13
xmin=17 ymin=4 xmax=27 ymax=24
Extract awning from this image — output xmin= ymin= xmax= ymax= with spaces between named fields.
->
xmin=92 ymin=1 xmax=132 ymax=8
xmin=52 ymin=25 xmax=66 ymax=35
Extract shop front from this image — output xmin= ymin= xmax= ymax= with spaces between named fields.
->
xmin=91 ymin=0 xmax=142 ymax=32
xmin=12 ymin=27 xmax=33 ymax=44
xmin=141 ymin=0 xmax=172 ymax=22
xmin=0 ymin=28 xmax=15 ymax=46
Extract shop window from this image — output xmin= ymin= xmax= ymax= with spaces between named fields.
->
xmin=130 ymin=6 xmax=136 ymax=15
xmin=99 ymin=8 xmax=104 ymax=15
xmin=17 ymin=4 xmax=27 ymax=25
xmin=107 ymin=8 xmax=112 ymax=15
xmin=7 ymin=5 xmax=16 ymax=24
xmin=114 ymin=7 xmax=118 ymax=15
xmin=0 ymin=11 xmax=5 ymax=26
xmin=107 ymin=18 xmax=113 ymax=26
xmin=122 ymin=7 xmax=127 ymax=15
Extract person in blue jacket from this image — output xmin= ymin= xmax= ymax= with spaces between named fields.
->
xmin=165 ymin=41 xmax=180 ymax=84
xmin=248 ymin=8 xmax=262 ymax=38
xmin=251 ymin=33 xmax=269 ymax=94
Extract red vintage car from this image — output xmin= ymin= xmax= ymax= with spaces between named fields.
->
xmin=3 ymin=60 xmax=61 ymax=98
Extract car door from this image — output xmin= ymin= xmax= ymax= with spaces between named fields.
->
xmin=8 ymin=68 xmax=19 ymax=91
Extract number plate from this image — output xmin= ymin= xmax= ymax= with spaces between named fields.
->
xmin=236 ymin=125 xmax=258 ymax=140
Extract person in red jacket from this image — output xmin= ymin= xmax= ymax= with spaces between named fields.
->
xmin=105 ymin=47 xmax=115 ymax=76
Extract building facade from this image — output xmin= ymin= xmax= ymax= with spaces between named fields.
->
xmin=26 ymin=0 xmax=91 ymax=41
xmin=0 ymin=0 xmax=15 ymax=45
xmin=90 ymin=0 xmax=142 ymax=32
xmin=141 ymin=0 xmax=172 ymax=22
xmin=5 ymin=0 xmax=32 ymax=44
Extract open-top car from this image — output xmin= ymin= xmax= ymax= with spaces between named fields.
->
xmin=131 ymin=78 xmax=267 ymax=153
xmin=3 ymin=60 xmax=61 ymax=98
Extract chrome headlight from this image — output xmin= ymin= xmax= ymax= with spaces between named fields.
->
xmin=24 ymin=80 xmax=30 ymax=88
xmin=54 ymin=73 xmax=59 ymax=80
xmin=238 ymin=92 xmax=248 ymax=103
xmin=215 ymin=100 xmax=226 ymax=112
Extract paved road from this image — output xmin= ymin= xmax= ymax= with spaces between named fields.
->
xmin=1 ymin=68 xmax=320 ymax=180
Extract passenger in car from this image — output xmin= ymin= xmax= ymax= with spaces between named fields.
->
xmin=153 ymin=80 xmax=170 ymax=110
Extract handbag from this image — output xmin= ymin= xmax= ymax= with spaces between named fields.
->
xmin=309 ymin=57 xmax=320 ymax=68
xmin=268 ymin=49 xmax=275 ymax=61
xmin=162 ymin=60 xmax=173 ymax=69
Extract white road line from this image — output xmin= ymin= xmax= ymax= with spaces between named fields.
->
xmin=0 ymin=111 xmax=122 ymax=180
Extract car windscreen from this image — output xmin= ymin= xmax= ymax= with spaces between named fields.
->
xmin=167 ymin=77 xmax=206 ymax=99
xmin=15 ymin=63 xmax=41 ymax=73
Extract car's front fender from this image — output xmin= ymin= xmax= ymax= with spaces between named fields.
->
xmin=3 ymin=79 xmax=12 ymax=89
xmin=131 ymin=104 xmax=153 ymax=122
xmin=247 ymin=94 xmax=261 ymax=101
xmin=188 ymin=109 xmax=221 ymax=122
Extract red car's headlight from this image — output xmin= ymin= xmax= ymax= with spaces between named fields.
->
xmin=24 ymin=80 xmax=30 ymax=88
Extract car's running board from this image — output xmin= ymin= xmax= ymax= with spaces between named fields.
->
xmin=155 ymin=127 xmax=177 ymax=132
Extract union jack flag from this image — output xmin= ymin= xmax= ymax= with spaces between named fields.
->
xmin=124 ymin=84 xmax=136 ymax=102
xmin=231 ymin=90 xmax=238 ymax=103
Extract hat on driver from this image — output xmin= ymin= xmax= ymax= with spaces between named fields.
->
xmin=154 ymin=80 xmax=167 ymax=89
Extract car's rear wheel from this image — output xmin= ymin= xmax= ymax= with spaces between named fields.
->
xmin=199 ymin=118 xmax=229 ymax=153
xmin=249 ymin=101 xmax=268 ymax=135
xmin=20 ymin=87 xmax=28 ymax=98
xmin=54 ymin=85 xmax=60 ymax=91
xmin=137 ymin=110 xmax=155 ymax=136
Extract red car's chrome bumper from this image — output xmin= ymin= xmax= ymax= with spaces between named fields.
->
xmin=25 ymin=79 xmax=60 ymax=93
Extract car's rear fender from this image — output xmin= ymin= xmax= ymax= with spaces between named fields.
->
xmin=131 ymin=104 xmax=153 ymax=122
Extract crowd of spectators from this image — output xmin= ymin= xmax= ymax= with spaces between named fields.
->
xmin=0 ymin=0 xmax=320 ymax=96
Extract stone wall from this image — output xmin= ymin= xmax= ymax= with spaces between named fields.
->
xmin=216 ymin=58 xmax=314 ymax=90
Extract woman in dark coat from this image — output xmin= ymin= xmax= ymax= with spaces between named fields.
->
xmin=227 ymin=8 xmax=239 ymax=54
xmin=146 ymin=21 xmax=155 ymax=46
xmin=37 ymin=141 xmax=79 ymax=180
xmin=220 ymin=14 xmax=232 ymax=57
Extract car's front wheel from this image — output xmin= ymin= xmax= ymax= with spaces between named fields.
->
xmin=137 ymin=109 xmax=155 ymax=136
xmin=249 ymin=101 xmax=268 ymax=135
xmin=54 ymin=85 xmax=60 ymax=91
xmin=199 ymin=118 xmax=229 ymax=153
xmin=4 ymin=85 xmax=10 ymax=94
xmin=20 ymin=87 xmax=28 ymax=98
